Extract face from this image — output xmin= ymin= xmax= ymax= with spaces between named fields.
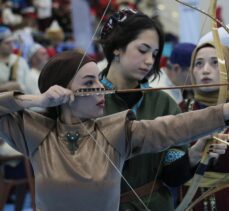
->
xmin=0 ymin=39 xmax=13 ymax=57
xmin=117 ymin=29 xmax=159 ymax=81
xmin=68 ymin=62 xmax=105 ymax=119
xmin=34 ymin=48 xmax=49 ymax=70
xmin=193 ymin=47 xmax=219 ymax=92
xmin=170 ymin=65 xmax=191 ymax=86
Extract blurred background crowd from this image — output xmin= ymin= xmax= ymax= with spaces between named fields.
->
xmin=0 ymin=0 xmax=227 ymax=68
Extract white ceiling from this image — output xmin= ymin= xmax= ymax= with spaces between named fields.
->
xmin=157 ymin=0 xmax=229 ymax=40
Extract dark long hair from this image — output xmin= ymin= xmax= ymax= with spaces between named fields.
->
xmin=98 ymin=10 xmax=164 ymax=81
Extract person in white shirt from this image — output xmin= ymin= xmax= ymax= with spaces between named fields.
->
xmin=26 ymin=43 xmax=49 ymax=94
xmin=0 ymin=26 xmax=31 ymax=93
xmin=33 ymin=0 xmax=52 ymax=32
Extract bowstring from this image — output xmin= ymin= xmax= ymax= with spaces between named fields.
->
xmin=74 ymin=1 xmax=150 ymax=210
xmin=75 ymin=0 xmax=112 ymax=75
xmin=79 ymin=120 xmax=150 ymax=211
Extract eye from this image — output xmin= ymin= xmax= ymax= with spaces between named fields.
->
xmin=138 ymin=46 xmax=149 ymax=54
xmin=139 ymin=49 xmax=147 ymax=54
xmin=84 ymin=80 xmax=94 ymax=87
xmin=211 ymin=58 xmax=218 ymax=67
xmin=194 ymin=60 xmax=203 ymax=68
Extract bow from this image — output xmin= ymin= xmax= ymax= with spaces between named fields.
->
xmin=210 ymin=0 xmax=228 ymax=104
xmin=186 ymin=183 xmax=229 ymax=210
xmin=77 ymin=1 xmax=229 ymax=210
xmin=175 ymin=0 xmax=228 ymax=210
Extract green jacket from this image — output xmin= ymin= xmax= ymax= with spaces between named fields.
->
xmin=101 ymin=78 xmax=187 ymax=211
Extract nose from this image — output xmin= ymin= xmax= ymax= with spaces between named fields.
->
xmin=145 ymin=52 xmax=154 ymax=66
xmin=93 ymin=81 xmax=105 ymax=97
xmin=202 ymin=62 xmax=211 ymax=74
xmin=95 ymin=80 xmax=105 ymax=89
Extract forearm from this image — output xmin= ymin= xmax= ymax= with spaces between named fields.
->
xmin=15 ymin=94 xmax=43 ymax=109
xmin=131 ymin=105 xmax=226 ymax=154
xmin=0 ymin=91 xmax=43 ymax=115
xmin=188 ymin=147 xmax=202 ymax=167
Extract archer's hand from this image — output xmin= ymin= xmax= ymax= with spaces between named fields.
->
xmin=39 ymin=85 xmax=75 ymax=107
xmin=208 ymin=133 xmax=228 ymax=158
xmin=188 ymin=134 xmax=228 ymax=167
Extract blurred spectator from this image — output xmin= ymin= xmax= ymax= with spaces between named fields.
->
xmin=52 ymin=0 xmax=72 ymax=34
xmin=0 ymin=25 xmax=31 ymax=92
xmin=0 ymin=25 xmax=28 ymax=207
xmin=20 ymin=6 xmax=38 ymax=29
xmin=150 ymin=42 xmax=196 ymax=104
xmin=2 ymin=0 xmax=23 ymax=26
xmin=25 ymin=43 xmax=49 ymax=94
xmin=167 ymin=42 xmax=196 ymax=86
xmin=45 ymin=20 xmax=65 ymax=54
xmin=33 ymin=0 xmax=52 ymax=32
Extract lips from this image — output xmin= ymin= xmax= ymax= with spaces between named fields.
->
xmin=201 ymin=78 xmax=212 ymax=83
xmin=96 ymin=99 xmax=105 ymax=108
xmin=139 ymin=68 xmax=149 ymax=73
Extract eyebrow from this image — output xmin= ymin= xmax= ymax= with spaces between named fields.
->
xmin=82 ymin=75 xmax=97 ymax=79
xmin=140 ymin=43 xmax=151 ymax=49
xmin=196 ymin=56 xmax=217 ymax=60
xmin=140 ymin=43 xmax=159 ymax=51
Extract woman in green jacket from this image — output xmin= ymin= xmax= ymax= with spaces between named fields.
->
xmin=98 ymin=8 xmax=224 ymax=211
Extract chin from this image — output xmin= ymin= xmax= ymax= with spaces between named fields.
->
xmin=131 ymin=75 xmax=145 ymax=82
xmin=96 ymin=110 xmax=104 ymax=118
xmin=200 ymin=88 xmax=218 ymax=93
xmin=90 ymin=110 xmax=104 ymax=119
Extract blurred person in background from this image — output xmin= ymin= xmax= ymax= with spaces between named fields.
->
xmin=179 ymin=42 xmax=229 ymax=211
xmin=33 ymin=0 xmax=52 ymax=32
xmin=25 ymin=42 xmax=49 ymax=94
xmin=150 ymin=43 xmax=196 ymax=104
xmin=0 ymin=25 xmax=30 ymax=92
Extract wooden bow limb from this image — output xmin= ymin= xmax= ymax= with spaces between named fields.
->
xmin=210 ymin=0 xmax=228 ymax=104
xmin=176 ymin=140 xmax=212 ymax=211
xmin=176 ymin=134 xmax=229 ymax=211
xmin=186 ymin=184 xmax=229 ymax=210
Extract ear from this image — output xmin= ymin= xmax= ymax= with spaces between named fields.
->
xmin=113 ymin=49 xmax=120 ymax=56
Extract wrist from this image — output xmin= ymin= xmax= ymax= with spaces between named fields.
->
xmin=188 ymin=147 xmax=202 ymax=167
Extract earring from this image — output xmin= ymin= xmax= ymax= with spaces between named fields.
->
xmin=114 ymin=54 xmax=120 ymax=63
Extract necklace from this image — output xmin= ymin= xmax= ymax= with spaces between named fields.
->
xmin=64 ymin=132 xmax=81 ymax=155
